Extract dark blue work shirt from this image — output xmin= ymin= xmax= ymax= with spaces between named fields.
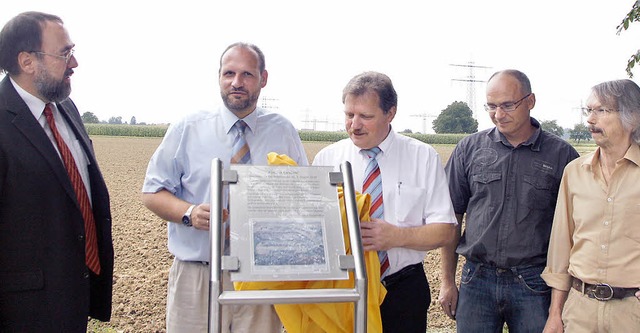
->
xmin=445 ymin=118 xmax=579 ymax=268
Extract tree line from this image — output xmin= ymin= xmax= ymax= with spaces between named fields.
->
xmin=82 ymin=103 xmax=591 ymax=142
xmin=81 ymin=112 xmax=144 ymax=125
xmin=426 ymin=101 xmax=591 ymax=142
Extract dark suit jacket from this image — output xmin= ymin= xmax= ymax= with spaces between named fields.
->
xmin=0 ymin=76 xmax=114 ymax=332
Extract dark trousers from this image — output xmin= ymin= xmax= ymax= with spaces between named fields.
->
xmin=380 ymin=263 xmax=430 ymax=333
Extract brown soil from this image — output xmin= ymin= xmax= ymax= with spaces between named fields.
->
xmin=90 ymin=136 xmax=459 ymax=333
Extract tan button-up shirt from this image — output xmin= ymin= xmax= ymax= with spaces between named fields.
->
xmin=541 ymin=144 xmax=640 ymax=290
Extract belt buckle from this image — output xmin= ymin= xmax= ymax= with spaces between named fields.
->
xmin=593 ymin=283 xmax=614 ymax=301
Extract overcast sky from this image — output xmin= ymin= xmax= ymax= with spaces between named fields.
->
xmin=3 ymin=1 xmax=640 ymax=133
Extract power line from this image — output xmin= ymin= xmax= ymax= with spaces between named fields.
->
xmin=450 ymin=62 xmax=491 ymax=119
xmin=261 ymin=96 xmax=279 ymax=110
xmin=410 ymin=112 xmax=438 ymax=134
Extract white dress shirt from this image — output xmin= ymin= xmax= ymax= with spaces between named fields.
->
xmin=11 ymin=78 xmax=92 ymax=203
xmin=313 ymin=129 xmax=457 ymax=275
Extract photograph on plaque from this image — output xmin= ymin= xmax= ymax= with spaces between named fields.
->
xmin=250 ymin=219 xmax=329 ymax=274
xmin=228 ymin=164 xmax=347 ymax=281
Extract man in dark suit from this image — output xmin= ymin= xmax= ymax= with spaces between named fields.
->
xmin=0 ymin=11 xmax=113 ymax=332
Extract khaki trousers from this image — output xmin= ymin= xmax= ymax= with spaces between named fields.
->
xmin=166 ymin=258 xmax=282 ymax=333
xmin=563 ymin=287 xmax=640 ymax=332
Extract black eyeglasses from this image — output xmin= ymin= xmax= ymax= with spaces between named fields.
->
xmin=29 ymin=49 xmax=75 ymax=64
xmin=484 ymin=93 xmax=531 ymax=112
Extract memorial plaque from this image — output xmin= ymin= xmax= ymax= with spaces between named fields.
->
xmin=229 ymin=165 xmax=348 ymax=281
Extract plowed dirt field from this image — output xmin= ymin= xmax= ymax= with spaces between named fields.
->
xmin=91 ymin=136 xmax=459 ymax=332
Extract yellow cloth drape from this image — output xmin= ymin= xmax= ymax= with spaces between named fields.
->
xmin=234 ymin=152 xmax=386 ymax=333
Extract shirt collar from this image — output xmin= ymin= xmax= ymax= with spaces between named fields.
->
xmin=487 ymin=117 xmax=542 ymax=151
xmin=582 ymin=144 xmax=640 ymax=170
xmin=223 ymin=106 xmax=258 ymax=135
xmin=360 ymin=126 xmax=396 ymax=157
xmin=626 ymin=143 xmax=640 ymax=166
xmin=582 ymin=149 xmax=597 ymax=169
xmin=378 ymin=126 xmax=395 ymax=153
xmin=10 ymin=77 xmax=48 ymax=120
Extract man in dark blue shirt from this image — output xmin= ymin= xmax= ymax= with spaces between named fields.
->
xmin=438 ymin=69 xmax=579 ymax=332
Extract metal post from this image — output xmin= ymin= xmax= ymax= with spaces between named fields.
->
xmin=340 ymin=161 xmax=367 ymax=333
xmin=208 ymin=158 xmax=223 ymax=333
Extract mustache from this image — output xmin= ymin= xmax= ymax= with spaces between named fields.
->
xmin=230 ymin=87 xmax=247 ymax=94
xmin=588 ymin=125 xmax=603 ymax=133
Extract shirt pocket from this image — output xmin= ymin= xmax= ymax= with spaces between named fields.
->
xmin=522 ymin=174 xmax=556 ymax=210
xmin=395 ymin=185 xmax=426 ymax=226
xmin=472 ymin=172 xmax=501 ymax=184
xmin=623 ymin=204 xmax=640 ymax=243
xmin=471 ymin=172 xmax=502 ymax=198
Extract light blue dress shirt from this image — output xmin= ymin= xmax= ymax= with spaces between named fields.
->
xmin=143 ymin=106 xmax=308 ymax=261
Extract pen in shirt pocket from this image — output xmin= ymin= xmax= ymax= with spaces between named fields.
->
xmin=397 ymin=181 xmax=402 ymax=195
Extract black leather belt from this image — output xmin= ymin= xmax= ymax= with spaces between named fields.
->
xmin=381 ymin=263 xmax=423 ymax=288
xmin=572 ymin=277 xmax=639 ymax=301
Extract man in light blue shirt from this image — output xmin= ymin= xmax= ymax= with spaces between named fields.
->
xmin=142 ymin=42 xmax=307 ymax=333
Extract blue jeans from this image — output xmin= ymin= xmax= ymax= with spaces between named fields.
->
xmin=456 ymin=260 xmax=551 ymax=333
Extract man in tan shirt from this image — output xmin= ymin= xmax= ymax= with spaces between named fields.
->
xmin=541 ymin=79 xmax=640 ymax=332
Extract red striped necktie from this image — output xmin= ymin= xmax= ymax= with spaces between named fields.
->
xmin=362 ymin=147 xmax=389 ymax=280
xmin=44 ymin=104 xmax=101 ymax=275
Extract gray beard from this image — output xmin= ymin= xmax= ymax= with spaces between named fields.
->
xmin=35 ymin=64 xmax=71 ymax=102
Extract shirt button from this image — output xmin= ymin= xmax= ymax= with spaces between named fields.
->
xmin=603 ymin=221 xmax=609 ymax=226
xmin=607 ymin=197 xmax=613 ymax=202
xmin=601 ymin=245 xmax=607 ymax=250
xmin=83 ymin=272 xmax=90 ymax=279
xmin=78 ymin=235 xmax=84 ymax=241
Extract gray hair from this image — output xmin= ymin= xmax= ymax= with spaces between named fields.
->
xmin=591 ymin=79 xmax=640 ymax=145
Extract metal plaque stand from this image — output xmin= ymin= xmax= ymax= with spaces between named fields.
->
xmin=207 ymin=159 xmax=367 ymax=333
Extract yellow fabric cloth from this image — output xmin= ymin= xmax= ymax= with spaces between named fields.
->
xmin=234 ymin=152 xmax=386 ymax=333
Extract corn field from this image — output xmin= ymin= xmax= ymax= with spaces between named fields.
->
xmin=85 ymin=125 xmax=469 ymax=145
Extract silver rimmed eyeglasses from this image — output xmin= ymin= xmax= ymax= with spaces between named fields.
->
xmin=484 ymin=93 xmax=531 ymax=112
xmin=30 ymin=49 xmax=75 ymax=64
xmin=581 ymin=107 xmax=616 ymax=117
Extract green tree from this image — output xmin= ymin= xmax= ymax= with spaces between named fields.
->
xmin=81 ymin=111 xmax=99 ymax=123
xmin=432 ymin=101 xmax=478 ymax=134
xmin=108 ymin=116 xmax=123 ymax=124
xmin=130 ymin=116 xmax=137 ymax=125
xmin=569 ymin=123 xmax=591 ymax=142
xmin=617 ymin=0 xmax=640 ymax=77
xmin=540 ymin=119 xmax=564 ymax=137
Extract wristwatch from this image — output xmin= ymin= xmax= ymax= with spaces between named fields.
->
xmin=182 ymin=204 xmax=196 ymax=227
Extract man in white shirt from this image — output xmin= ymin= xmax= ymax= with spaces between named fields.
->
xmin=313 ymin=71 xmax=457 ymax=332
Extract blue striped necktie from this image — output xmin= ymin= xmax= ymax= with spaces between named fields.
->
xmin=231 ymin=120 xmax=251 ymax=164
xmin=227 ymin=120 xmax=251 ymax=253
xmin=362 ymin=147 xmax=390 ymax=280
